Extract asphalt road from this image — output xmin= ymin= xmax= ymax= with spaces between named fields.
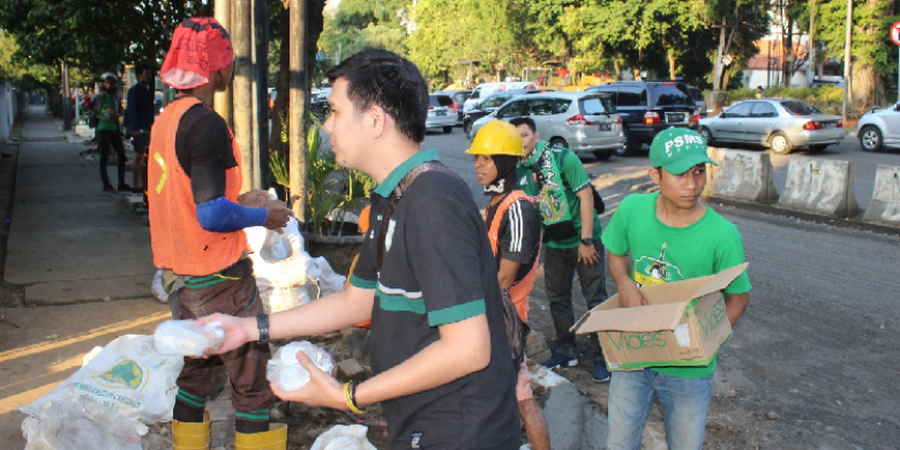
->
xmin=423 ymin=128 xmax=900 ymax=449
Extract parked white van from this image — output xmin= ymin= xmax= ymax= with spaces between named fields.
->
xmin=463 ymin=81 xmax=537 ymax=114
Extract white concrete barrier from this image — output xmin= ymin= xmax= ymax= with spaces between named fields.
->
xmin=704 ymin=148 xmax=778 ymax=203
xmin=777 ymin=156 xmax=859 ymax=217
xmin=863 ymin=165 xmax=900 ymax=225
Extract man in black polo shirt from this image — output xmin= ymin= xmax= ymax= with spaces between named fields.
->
xmin=200 ymin=48 xmax=520 ymax=450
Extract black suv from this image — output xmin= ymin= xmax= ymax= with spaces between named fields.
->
xmin=463 ymin=89 xmax=542 ymax=138
xmin=586 ymin=81 xmax=698 ymax=155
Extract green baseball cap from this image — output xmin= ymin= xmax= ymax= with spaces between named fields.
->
xmin=649 ymin=128 xmax=717 ymax=175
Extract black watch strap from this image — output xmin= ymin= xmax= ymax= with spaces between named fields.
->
xmin=256 ymin=314 xmax=269 ymax=343
xmin=581 ymin=238 xmax=593 ymax=246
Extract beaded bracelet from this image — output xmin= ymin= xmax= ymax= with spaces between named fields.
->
xmin=343 ymin=381 xmax=365 ymax=414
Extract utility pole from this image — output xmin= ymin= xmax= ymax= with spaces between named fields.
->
xmin=289 ymin=0 xmax=308 ymax=223
xmin=61 ymin=59 xmax=72 ymax=131
xmin=714 ymin=21 xmax=727 ymax=91
xmin=808 ymin=0 xmax=816 ymax=87
xmin=842 ymin=0 xmax=852 ymax=123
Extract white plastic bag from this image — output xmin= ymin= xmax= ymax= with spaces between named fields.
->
xmin=246 ymin=217 xmax=313 ymax=287
xmin=259 ymin=284 xmax=314 ymax=314
xmin=19 ymin=335 xmax=184 ymax=436
xmin=267 ymin=341 xmax=336 ymax=392
xmin=260 ymin=228 xmax=292 ymax=263
xmin=246 ymin=216 xmax=347 ymax=310
xmin=152 ymin=320 xmax=225 ymax=357
xmin=310 ymin=424 xmax=377 ymax=450
xmin=21 ymin=390 xmax=142 ymax=450
xmin=150 ymin=268 xmax=168 ymax=303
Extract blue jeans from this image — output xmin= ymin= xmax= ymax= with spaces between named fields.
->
xmin=607 ymin=370 xmax=713 ymax=450
xmin=543 ymin=242 xmax=607 ymax=361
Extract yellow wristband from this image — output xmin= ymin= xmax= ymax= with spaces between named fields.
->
xmin=343 ymin=381 xmax=365 ymax=415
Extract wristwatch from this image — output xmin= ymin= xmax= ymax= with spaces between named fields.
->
xmin=581 ymin=238 xmax=593 ymax=246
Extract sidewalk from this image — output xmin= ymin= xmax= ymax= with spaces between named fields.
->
xmin=0 ymin=106 xmax=169 ymax=448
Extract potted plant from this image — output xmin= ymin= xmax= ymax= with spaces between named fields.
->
xmin=269 ymin=116 xmax=375 ymax=274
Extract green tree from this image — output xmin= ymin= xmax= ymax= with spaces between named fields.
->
xmin=0 ymin=0 xmax=211 ymax=76
xmin=705 ymin=0 xmax=769 ymax=90
xmin=407 ymin=0 xmax=521 ymax=87
xmin=817 ymin=0 xmax=896 ymax=112
xmin=320 ymin=0 xmax=410 ymax=57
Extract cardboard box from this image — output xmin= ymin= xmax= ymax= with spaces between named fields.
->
xmin=574 ymin=263 xmax=748 ymax=371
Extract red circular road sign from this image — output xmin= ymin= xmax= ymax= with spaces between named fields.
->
xmin=892 ymin=21 xmax=900 ymax=46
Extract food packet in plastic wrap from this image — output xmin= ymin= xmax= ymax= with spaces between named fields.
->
xmin=267 ymin=341 xmax=336 ymax=392
xmin=152 ymin=320 xmax=225 ymax=357
xmin=260 ymin=228 xmax=292 ymax=263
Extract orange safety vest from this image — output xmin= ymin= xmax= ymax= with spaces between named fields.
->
xmin=148 ymin=96 xmax=247 ymax=276
xmin=487 ymin=190 xmax=540 ymax=323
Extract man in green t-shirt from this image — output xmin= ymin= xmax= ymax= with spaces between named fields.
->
xmin=601 ymin=127 xmax=751 ymax=450
xmin=511 ymin=117 xmax=610 ymax=383
xmin=91 ymin=72 xmax=130 ymax=192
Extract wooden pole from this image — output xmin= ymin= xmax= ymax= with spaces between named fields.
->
xmin=214 ymin=0 xmax=233 ymax=128
xmin=233 ymin=0 xmax=256 ymax=192
xmin=251 ymin=0 xmax=268 ymax=190
xmin=289 ymin=0 xmax=308 ymax=224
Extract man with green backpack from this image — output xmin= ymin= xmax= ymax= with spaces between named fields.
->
xmin=511 ymin=116 xmax=610 ymax=383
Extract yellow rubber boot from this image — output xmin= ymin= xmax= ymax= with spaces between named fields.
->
xmin=235 ymin=423 xmax=288 ymax=450
xmin=172 ymin=416 xmax=211 ymax=450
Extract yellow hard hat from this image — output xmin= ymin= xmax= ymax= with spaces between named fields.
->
xmin=466 ymin=121 xmax=525 ymax=157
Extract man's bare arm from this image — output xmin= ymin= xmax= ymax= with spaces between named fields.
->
xmin=724 ymin=292 xmax=749 ymax=326
xmin=608 ymin=251 xmax=646 ymax=307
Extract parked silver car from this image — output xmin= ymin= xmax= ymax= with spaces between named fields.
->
xmin=469 ymin=91 xmax=623 ymax=160
xmin=856 ymin=102 xmax=900 ymax=152
xmin=426 ymin=94 xmax=456 ymax=133
xmin=699 ymin=98 xmax=844 ymax=154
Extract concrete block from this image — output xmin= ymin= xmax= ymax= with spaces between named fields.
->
xmin=336 ymin=358 xmax=368 ymax=380
xmin=207 ymin=399 xmax=235 ymax=448
xmin=777 ymin=156 xmax=860 ymax=217
xmin=704 ymin=148 xmax=778 ymax=203
xmin=525 ymin=331 xmax=551 ymax=364
xmin=863 ymin=165 xmax=900 ymax=225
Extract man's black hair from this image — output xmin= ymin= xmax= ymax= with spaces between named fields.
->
xmin=327 ymin=48 xmax=428 ymax=143
xmin=509 ymin=116 xmax=536 ymax=133
xmin=135 ymin=64 xmax=150 ymax=77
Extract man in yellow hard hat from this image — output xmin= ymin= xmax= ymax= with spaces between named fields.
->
xmin=468 ymin=121 xmax=550 ymax=450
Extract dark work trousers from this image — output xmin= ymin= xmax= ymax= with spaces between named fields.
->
xmin=132 ymin=133 xmax=150 ymax=206
xmin=543 ymin=241 xmax=608 ymax=362
xmin=175 ymin=274 xmax=274 ymax=414
xmin=96 ymin=129 xmax=127 ymax=187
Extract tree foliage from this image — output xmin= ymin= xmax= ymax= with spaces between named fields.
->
xmin=319 ymin=0 xmax=410 ymax=57
xmin=0 ymin=0 xmax=213 ymax=82
xmin=816 ymin=0 xmax=897 ymax=108
xmin=406 ymin=0 xmax=521 ymax=86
